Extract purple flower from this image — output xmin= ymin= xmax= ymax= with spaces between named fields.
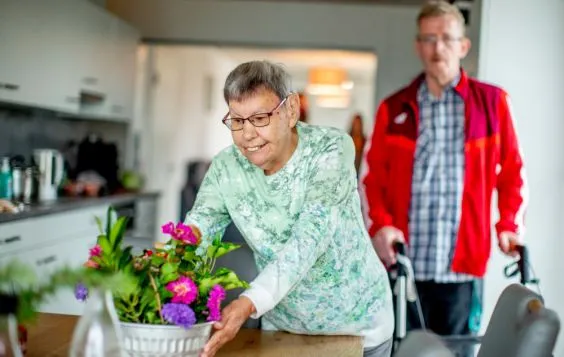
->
xmin=75 ymin=283 xmax=89 ymax=301
xmin=206 ymin=285 xmax=226 ymax=322
xmin=161 ymin=303 xmax=196 ymax=329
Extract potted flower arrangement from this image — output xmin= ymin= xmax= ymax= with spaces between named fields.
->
xmin=75 ymin=207 xmax=249 ymax=356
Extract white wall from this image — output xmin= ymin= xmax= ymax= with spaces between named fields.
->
xmin=136 ymin=45 xmax=237 ymax=227
xmin=290 ymin=76 xmax=376 ymax=134
xmin=477 ymin=0 xmax=564 ymax=353
xmin=108 ymin=0 xmax=483 ymax=128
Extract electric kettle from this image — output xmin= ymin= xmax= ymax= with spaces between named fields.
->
xmin=33 ymin=149 xmax=64 ymax=201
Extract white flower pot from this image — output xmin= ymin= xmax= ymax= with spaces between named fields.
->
xmin=120 ymin=322 xmax=213 ymax=357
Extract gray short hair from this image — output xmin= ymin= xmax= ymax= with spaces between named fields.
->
xmin=417 ymin=0 xmax=466 ymax=35
xmin=223 ymin=61 xmax=292 ymax=103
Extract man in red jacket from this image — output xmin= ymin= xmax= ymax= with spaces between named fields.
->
xmin=361 ymin=0 xmax=528 ymax=349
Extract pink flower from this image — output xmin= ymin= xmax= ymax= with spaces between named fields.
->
xmin=206 ymin=285 xmax=226 ymax=322
xmin=166 ymin=276 xmax=198 ymax=305
xmin=89 ymin=244 xmax=102 ymax=258
xmin=161 ymin=221 xmax=199 ymax=245
xmin=84 ymin=259 xmax=99 ymax=269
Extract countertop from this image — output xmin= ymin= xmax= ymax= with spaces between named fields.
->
xmin=27 ymin=313 xmax=363 ymax=357
xmin=0 ymin=191 xmax=159 ymax=224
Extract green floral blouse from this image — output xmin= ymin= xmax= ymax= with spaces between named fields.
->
xmin=185 ymin=122 xmax=394 ymax=347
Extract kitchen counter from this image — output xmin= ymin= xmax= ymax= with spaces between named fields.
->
xmin=27 ymin=313 xmax=363 ymax=357
xmin=0 ymin=191 xmax=159 ymax=224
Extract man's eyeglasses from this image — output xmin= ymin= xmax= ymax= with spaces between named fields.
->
xmin=222 ymin=96 xmax=288 ymax=131
xmin=417 ymin=34 xmax=463 ymax=47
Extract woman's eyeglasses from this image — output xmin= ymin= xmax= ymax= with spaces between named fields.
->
xmin=222 ymin=97 xmax=288 ymax=131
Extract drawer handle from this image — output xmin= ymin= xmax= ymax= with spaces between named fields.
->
xmin=1 ymin=236 xmax=21 ymax=245
xmin=36 ymin=255 xmax=57 ymax=266
xmin=3 ymin=83 xmax=20 ymax=91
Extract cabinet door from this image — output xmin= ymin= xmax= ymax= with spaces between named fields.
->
xmin=0 ymin=1 xmax=80 ymax=113
xmin=38 ymin=230 xmax=99 ymax=315
xmin=105 ymin=20 xmax=139 ymax=121
xmin=0 ymin=228 xmax=97 ymax=315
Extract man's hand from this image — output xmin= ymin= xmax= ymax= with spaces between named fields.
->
xmin=499 ymin=231 xmax=521 ymax=257
xmin=372 ymin=226 xmax=405 ymax=266
xmin=200 ymin=296 xmax=256 ymax=357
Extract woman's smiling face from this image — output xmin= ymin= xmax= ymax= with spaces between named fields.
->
xmin=228 ymin=88 xmax=299 ymax=175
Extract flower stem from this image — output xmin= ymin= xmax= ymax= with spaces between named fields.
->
xmin=148 ymin=273 xmax=164 ymax=324
xmin=209 ymin=258 xmax=217 ymax=274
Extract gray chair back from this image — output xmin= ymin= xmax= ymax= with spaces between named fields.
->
xmin=478 ymin=284 xmax=560 ymax=357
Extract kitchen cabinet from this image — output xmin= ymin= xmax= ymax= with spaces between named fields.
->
xmin=0 ymin=2 xmax=80 ymax=113
xmin=0 ymin=0 xmax=139 ymax=122
xmin=102 ymin=18 xmax=139 ymax=121
xmin=0 ymin=205 xmax=110 ymax=315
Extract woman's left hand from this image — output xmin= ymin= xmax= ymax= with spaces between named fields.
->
xmin=200 ymin=296 xmax=256 ymax=357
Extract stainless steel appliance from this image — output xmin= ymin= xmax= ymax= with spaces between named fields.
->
xmin=22 ymin=166 xmax=38 ymax=204
xmin=33 ymin=149 xmax=64 ymax=201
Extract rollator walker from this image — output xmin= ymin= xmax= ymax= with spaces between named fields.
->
xmin=389 ymin=242 xmax=559 ymax=357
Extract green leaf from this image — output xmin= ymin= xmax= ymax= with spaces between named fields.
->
xmin=214 ymin=243 xmax=240 ymax=259
xmin=206 ymin=245 xmax=218 ymax=259
xmin=224 ymin=280 xmax=250 ymax=290
xmin=209 ymin=271 xmax=248 ymax=291
xmin=0 ymin=259 xmax=38 ymax=289
xmin=161 ymin=262 xmax=177 ymax=276
xmin=140 ymin=289 xmax=155 ymax=311
xmin=212 ymin=267 xmax=232 ymax=276
xmin=109 ymin=216 xmax=129 ymax=250
xmin=94 ymin=216 xmax=104 ymax=235
xmin=183 ymin=250 xmax=196 ymax=262
xmin=118 ymin=246 xmax=133 ymax=270
xmin=161 ymin=273 xmax=179 ymax=284
xmin=198 ymin=277 xmax=214 ymax=295
xmin=145 ymin=311 xmax=158 ymax=324
xmin=105 ymin=206 xmax=114 ymax=237
xmin=97 ymin=235 xmax=112 ymax=257
xmin=151 ymin=255 xmax=165 ymax=267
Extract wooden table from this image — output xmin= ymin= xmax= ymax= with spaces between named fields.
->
xmin=27 ymin=313 xmax=363 ymax=357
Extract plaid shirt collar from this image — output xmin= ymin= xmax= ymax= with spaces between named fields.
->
xmin=417 ymin=74 xmax=461 ymax=103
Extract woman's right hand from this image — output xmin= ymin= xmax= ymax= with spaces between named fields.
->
xmin=200 ymin=297 xmax=255 ymax=357
xmin=372 ymin=226 xmax=405 ymax=266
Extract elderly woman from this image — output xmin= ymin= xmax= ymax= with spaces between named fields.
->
xmin=186 ymin=61 xmax=394 ymax=357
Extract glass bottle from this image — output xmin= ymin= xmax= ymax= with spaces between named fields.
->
xmin=0 ymin=157 xmax=13 ymax=200
xmin=0 ymin=294 xmax=23 ymax=357
xmin=69 ymin=289 xmax=124 ymax=357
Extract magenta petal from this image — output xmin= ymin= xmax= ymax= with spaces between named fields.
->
xmin=206 ymin=285 xmax=226 ymax=322
xmin=166 ymin=276 xmax=198 ymax=305
xmin=161 ymin=222 xmax=175 ymax=235
xmin=89 ymin=244 xmax=102 ymax=258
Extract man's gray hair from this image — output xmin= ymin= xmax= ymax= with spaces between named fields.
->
xmin=223 ymin=60 xmax=292 ymax=103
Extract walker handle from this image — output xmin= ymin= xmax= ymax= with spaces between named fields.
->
xmin=394 ymin=241 xmax=406 ymax=256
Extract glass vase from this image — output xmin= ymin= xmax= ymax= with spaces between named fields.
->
xmin=69 ymin=289 xmax=123 ymax=357
xmin=0 ymin=294 xmax=23 ymax=357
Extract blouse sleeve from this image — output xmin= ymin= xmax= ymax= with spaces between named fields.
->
xmin=241 ymin=133 xmax=358 ymax=318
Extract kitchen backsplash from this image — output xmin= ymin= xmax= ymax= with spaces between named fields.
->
xmin=0 ymin=106 xmax=128 ymax=166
